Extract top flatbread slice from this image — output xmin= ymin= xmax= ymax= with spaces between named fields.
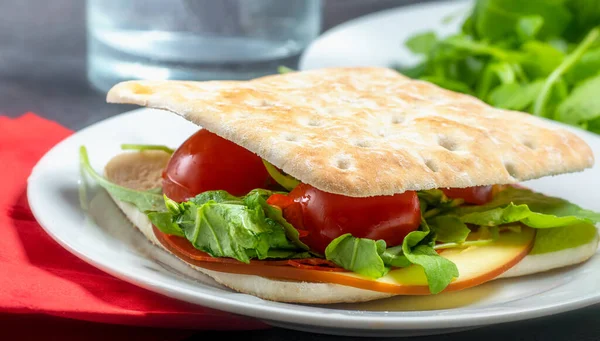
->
xmin=106 ymin=67 xmax=594 ymax=197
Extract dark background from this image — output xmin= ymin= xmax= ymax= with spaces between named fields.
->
xmin=2 ymin=1 xmax=599 ymax=340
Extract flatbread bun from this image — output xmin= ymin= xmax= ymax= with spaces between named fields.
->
xmin=103 ymin=150 xmax=599 ymax=304
xmin=106 ymin=67 xmax=594 ymax=197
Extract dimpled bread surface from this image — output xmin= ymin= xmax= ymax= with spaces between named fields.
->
xmin=107 ymin=67 xmax=594 ymax=197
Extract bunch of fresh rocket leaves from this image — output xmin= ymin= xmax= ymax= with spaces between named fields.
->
xmin=400 ymin=0 xmax=600 ymax=133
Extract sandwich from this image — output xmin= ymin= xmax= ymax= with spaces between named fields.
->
xmin=80 ymin=67 xmax=600 ymax=304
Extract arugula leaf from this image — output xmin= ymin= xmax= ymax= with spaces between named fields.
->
xmin=530 ymin=223 xmax=598 ymax=254
xmin=521 ymin=41 xmax=565 ymax=78
xmin=565 ymin=0 xmax=600 ymax=41
xmin=417 ymin=189 xmax=460 ymax=207
xmin=401 ymin=228 xmax=458 ymax=294
xmin=488 ymin=80 xmax=544 ymax=110
xmin=565 ymin=47 xmax=600 ymax=83
xmin=325 ymin=234 xmax=388 ymax=278
xmin=556 ymin=73 xmax=600 ymax=127
xmin=533 ymin=27 xmax=599 ymax=117
xmin=380 ymin=245 xmax=411 ymax=268
xmin=418 ymin=189 xmax=464 ymax=218
xmin=516 ymin=15 xmax=544 ymax=41
xmin=325 ymin=225 xmax=459 ymax=295
xmin=470 ymin=0 xmax=572 ymax=42
xmin=79 ymin=146 xmax=165 ymax=212
xmin=405 ymin=32 xmax=438 ymax=55
xmin=451 ymin=187 xmax=600 ymax=227
xmin=402 ymin=0 xmax=600 ymax=135
xmin=428 ymin=215 xmax=470 ymax=243
xmin=405 ymin=244 xmax=459 ymax=294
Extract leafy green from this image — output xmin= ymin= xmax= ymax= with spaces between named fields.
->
xmin=401 ymin=226 xmax=458 ymax=294
xmin=533 ymin=28 xmax=599 ymax=116
xmin=380 ymin=245 xmax=411 ymax=268
xmin=488 ymin=80 xmax=544 ymax=110
xmin=325 ymin=234 xmax=388 ymax=278
xmin=428 ymin=215 xmax=470 ymax=243
xmin=147 ymin=211 xmax=184 ymax=236
xmin=450 ymin=186 xmax=600 ymax=227
xmin=566 ymin=47 xmax=600 ymax=84
xmin=516 ymin=15 xmax=544 ymax=41
xmin=470 ymin=0 xmax=572 ymax=42
xmin=401 ymin=0 xmax=600 ymax=133
xmin=79 ymin=146 xmax=165 ymax=212
xmin=530 ymin=223 xmax=598 ymax=254
xmin=556 ymin=74 xmax=600 ymax=127
xmin=325 ymin=218 xmax=459 ymax=294
xmin=154 ymin=189 xmax=309 ymax=252
xmin=406 ymin=32 xmax=438 ymax=55
xmin=151 ymin=192 xmax=306 ymax=263
xmin=417 ymin=189 xmax=464 ymax=218
xmin=565 ymin=0 xmax=600 ymax=41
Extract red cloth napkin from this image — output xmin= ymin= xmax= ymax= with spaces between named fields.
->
xmin=0 ymin=113 xmax=269 ymax=340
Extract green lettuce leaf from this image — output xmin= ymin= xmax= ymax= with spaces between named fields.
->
xmin=380 ymin=245 xmax=411 ymax=268
xmin=148 ymin=189 xmax=309 ymax=263
xmin=428 ymin=215 xmax=470 ymax=243
xmin=325 ymin=219 xmax=459 ymax=294
xmin=405 ymin=31 xmax=438 ymax=55
xmin=325 ymin=234 xmax=388 ymax=278
xmin=187 ymin=189 xmax=309 ymax=250
xmin=404 ymin=244 xmax=459 ymax=294
xmin=147 ymin=211 xmax=184 ymax=237
xmin=556 ymin=73 xmax=600 ymax=127
xmin=173 ymin=200 xmax=299 ymax=263
xmin=452 ymin=187 xmax=600 ymax=227
xmin=530 ymin=223 xmax=598 ymax=254
xmin=401 ymin=225 xmax=459 ymax=294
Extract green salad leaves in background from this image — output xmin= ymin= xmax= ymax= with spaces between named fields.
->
xmin=401 ymin=0 xmax=600 ymax=133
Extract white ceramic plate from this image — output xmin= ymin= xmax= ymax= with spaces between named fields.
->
xmin=28 ymin=107 xmax=600 ymax=337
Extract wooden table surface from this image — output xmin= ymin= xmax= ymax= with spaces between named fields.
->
xmin=3 ymin=1 xmax=599 ymax=340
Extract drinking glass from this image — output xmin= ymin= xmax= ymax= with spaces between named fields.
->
xmin=86 ymin=0 xmax=322 ymax=92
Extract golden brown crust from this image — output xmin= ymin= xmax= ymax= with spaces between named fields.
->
xmin=107 ymin=67 xmax=594 ymax=197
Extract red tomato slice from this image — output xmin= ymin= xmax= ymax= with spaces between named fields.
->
xmin=162 ymin=129 xmax=273 ymax=201
xmin=441 ymin=185 xmax=494 ymax=205
xmin=267 ymin=184 xmax=421 ymax=254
